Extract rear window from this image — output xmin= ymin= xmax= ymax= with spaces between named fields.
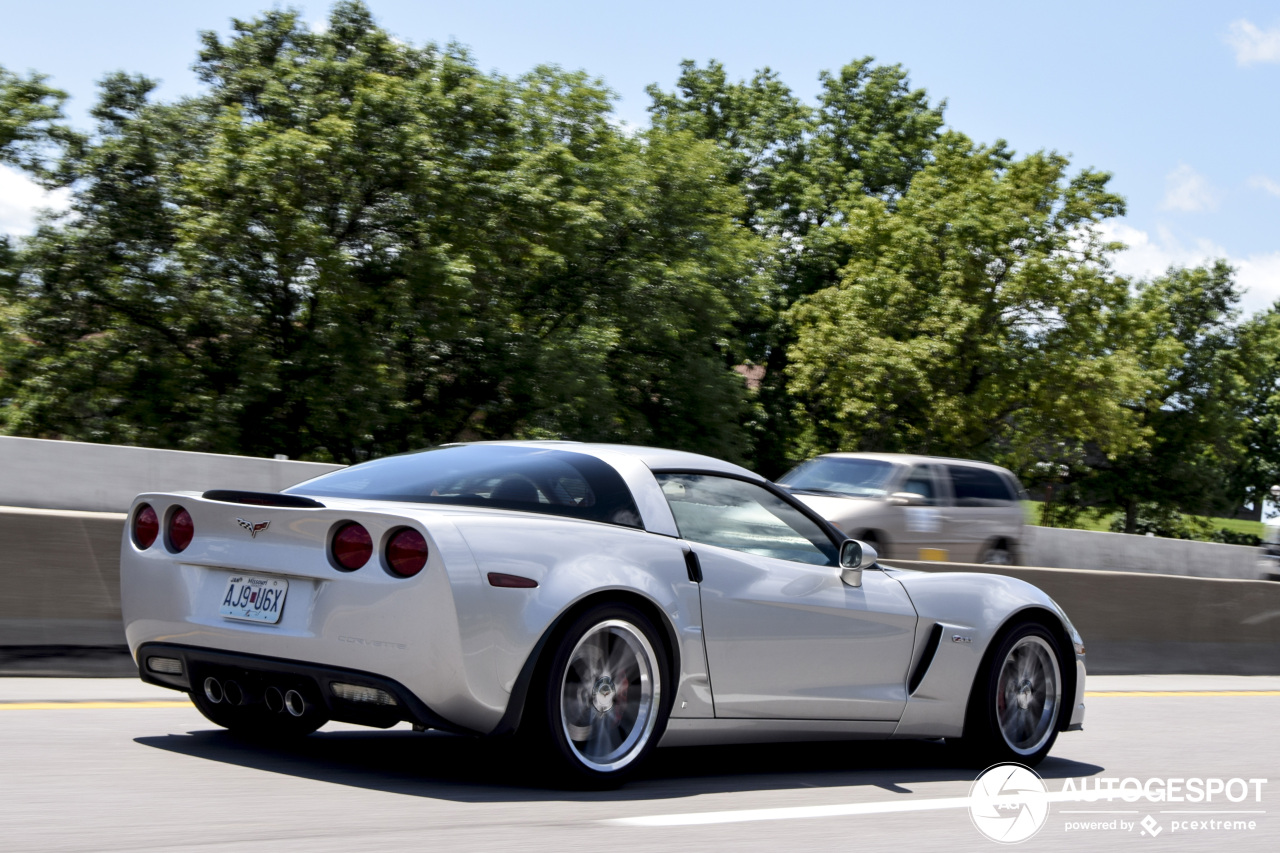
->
xmin=285 ymin=445 xmax=643 ymax=528
xmin=946 ymin=465 xmax=1016 ymax=507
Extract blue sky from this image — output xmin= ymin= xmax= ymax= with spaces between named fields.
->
xmin=2 ymin=0 xmax=1279 ymax=313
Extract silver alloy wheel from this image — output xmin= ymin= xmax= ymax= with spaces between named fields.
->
xmin=995 ymin=634 xmax=1061 ymax=755
xmin=559 ymin=618 xmax=660 ymax=773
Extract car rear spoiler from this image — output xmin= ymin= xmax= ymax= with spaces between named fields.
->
xmin=201 ymin=490 xmax=326 ymax=509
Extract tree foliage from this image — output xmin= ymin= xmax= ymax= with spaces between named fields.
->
xmin=1 ymin=3 xmax=754 ymax=462
xmin=1 ymin=2 xmax=1276 ymax=529
xmin=785 ymin=134 xmax=1154 ymax=469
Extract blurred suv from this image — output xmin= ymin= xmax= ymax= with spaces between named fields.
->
xmin=778 ymin=453 xmax=1027 ymax=565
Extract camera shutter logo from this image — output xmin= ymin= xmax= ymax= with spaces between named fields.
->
xmin=969 ymin=763 xmax=1050 ymax=844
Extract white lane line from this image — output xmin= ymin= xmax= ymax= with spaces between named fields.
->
xmin=604 ymin=795 xmax=974 ymax=826
xmin=604 ymin=790 xmax=1149 ymax=827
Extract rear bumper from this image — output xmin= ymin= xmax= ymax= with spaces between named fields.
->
xmin=138 ymin=642 xmax=475 ymax=734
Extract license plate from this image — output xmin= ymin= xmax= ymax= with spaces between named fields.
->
xmin=219 ymin=575 xmax=288 ymax=624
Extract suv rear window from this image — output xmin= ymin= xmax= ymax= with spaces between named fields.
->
xmin=286 ymin=445 xmax=643 ymax=528
xmin=946 ymin=465 xmax=1016 ymax=506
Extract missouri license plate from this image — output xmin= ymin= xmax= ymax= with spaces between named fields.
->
xmin=219 ymin=575 xmax=288 ymax=624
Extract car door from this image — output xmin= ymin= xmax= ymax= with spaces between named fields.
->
xmin=941 ymin=464 xmax=1016 ymax=562
xmin=892 ymin=463 xmax=951 ymax=561
xmin=655 ymin=472 xmax=918 ymax=721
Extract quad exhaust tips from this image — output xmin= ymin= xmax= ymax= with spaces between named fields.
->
xmin=203 ymin=677 xmax=308 ymax=715
xmin=284 ymin=689 xmax=310 ymax=718
xmin=202 ymin=677 xmax=246 ymax=705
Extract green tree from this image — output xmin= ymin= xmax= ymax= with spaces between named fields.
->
xmin=1 ymin=2 xmax=755 ymax=462
xmin=0 ymin=64 xmax=73 ymax=176
xmin=1227 ymin=300 xmax=1280 ymax=520
xmin=784 ymin=133 xmax=1156 ymax=474
xmin=1083 ymin=263 xmax=1254 ymax=532
xmin=648 ymin=57 xmax=945 ymax=474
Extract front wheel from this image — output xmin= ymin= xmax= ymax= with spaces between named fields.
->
xmin=525 ymin=603 xmax=670 ymax=787
xmin=955 ymin=622 xmax=1064 ymax=766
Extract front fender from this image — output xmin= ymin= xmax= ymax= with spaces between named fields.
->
xmin=886 ymin=568 xmax=1083 ymax=738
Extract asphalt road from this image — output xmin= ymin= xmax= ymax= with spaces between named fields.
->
xmin=2 ymin=675 xmax=1277 ymax=853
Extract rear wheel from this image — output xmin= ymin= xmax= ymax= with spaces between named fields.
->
xmin=524 ymin=603 xmax=670 ymax=787
xmin=980 ymin=541 xmax=1014 ymax=565
xmin=954 ymin=622 xmax=1063 ymax=766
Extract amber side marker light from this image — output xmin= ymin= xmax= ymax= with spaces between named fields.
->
xmin=487 ymin=572 xmax=538 ymax=588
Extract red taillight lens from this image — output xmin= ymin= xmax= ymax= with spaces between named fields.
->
xmin=333 ymin=522 xmax=372 ymax=570
xmin=168 ymin=507 xmax=194 ymax=552
xmin=133 ymin=504 xmax=159 ymax=549
xmin=386 ymin=528 xmax=428 ymax=577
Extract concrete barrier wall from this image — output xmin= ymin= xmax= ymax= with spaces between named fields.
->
xmin=883 ymin=559 xmax=1280 ymax=675
xmin=0 ymin=507 xmax=128 ymax=647
xmin=3 ymin=500 xmax=1276 ymax=675
xmin=1022 ymin=525 xmax=1262 ymax=580
xmin=0 ymin=435 xmax=343 ymax=513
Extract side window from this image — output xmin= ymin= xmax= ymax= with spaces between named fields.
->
xmin=946 ymin=465 xmax=1015 ymax=507
xmin=900 ymin=465 xmax=940 ymax=505
xmin=655 ymin=473 xmax=838 ymax=566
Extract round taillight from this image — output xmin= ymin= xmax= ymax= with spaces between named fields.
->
xmin=333 ymin=522 xmax=372 ymax=570
xmin=168 ymin=507 xmax=194 ymax=552
xmin=386 ymin=528 xmax=428 ymax=577
xmin=133 ymin=504 xmax=159 ymax=549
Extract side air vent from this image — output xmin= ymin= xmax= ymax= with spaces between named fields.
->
xmin=202 ymin=490 xmax=326 ymax=509
xmin=907 ymin=623 xmax=944 ymax=694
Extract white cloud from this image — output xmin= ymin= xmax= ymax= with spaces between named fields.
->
xmin=1225 ymin=19 xmax=1280 ymax=65
xmin=1249 ymin=174 xmax=1280 ymax=198
xmin=1160 ymin=164 xmax=1219 ymax=212
xmin=1237 ymin=253 xmax=1280 ymax=312
xmin=1099 ymin=222 xmax=1280 ymax=314
xmin=0 ymin=166 xmax=71 ymax=236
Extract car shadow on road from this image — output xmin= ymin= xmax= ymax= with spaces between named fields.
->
xmin=135 ymin=726 xmax=1104 ymax=803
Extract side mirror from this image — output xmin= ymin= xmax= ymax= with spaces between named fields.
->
xmin=888 ymin=492 xmax=927 ymax=506
xmin=839 ymin=539 xmax=878 ymax=587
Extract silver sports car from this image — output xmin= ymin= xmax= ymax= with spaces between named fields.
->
xmin=121 ymin=441 xmax=1086 ymax=785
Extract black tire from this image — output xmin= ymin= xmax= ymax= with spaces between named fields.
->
xmin=980 ymin=541 xmax=1016 ymax=565
xmin=953 ymin=622 xmax=1065 ymax=767
xmin=522 ymin=603 xmax=671 ymax=788
xmin=190 ymin=681 xmax=326 ymax=738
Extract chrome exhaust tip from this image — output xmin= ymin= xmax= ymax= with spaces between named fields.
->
xmin=264 ymin=686 xmax=284 ymax=714
xmin=223 ymin=680 xmax=245 ymax=706
xmin=284 ymin=689 xmax=308 ymax=718
xmin=203 ymin=677 xmax=224 ymax=705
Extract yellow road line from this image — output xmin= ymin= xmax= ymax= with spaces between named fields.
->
xmin=1085 ymin=690 xmax=1280 ymax=697
xmin=0 ymin=700 xmax=192 ymax=710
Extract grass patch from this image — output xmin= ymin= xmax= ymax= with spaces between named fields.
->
xmin=1024 ymin=501 xmax=1265 ymax=541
